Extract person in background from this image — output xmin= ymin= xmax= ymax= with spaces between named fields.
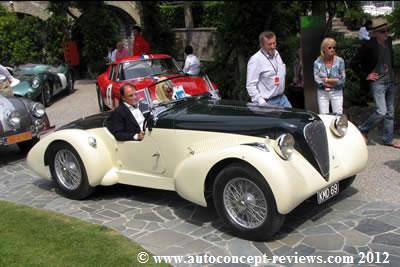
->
xmin=291 ymin=47 xmax=304 ymax=88
xmin=106 ymin=83 xmax=145 ymax=141
xmin=359 ymin=19 xmax=372 ymax=41
xmin=355 ymin=17 xmax=400 ymax=149
xmin=246 ymin=31 xmax=291 ymax=108
xmin=288 ymin=47 xmax=304 ymax=108
xmin=183 ymin=45 xmax=201 ymax=75
xmin=0 ymin=64 xmax=15 ymax=96
xmin=313 ymin=37 xmax=345 ymax=114
xmin=111 ymin=41 xmax=129 ymax=61
xmin=132 ymin=25 xmax=150 ymax=56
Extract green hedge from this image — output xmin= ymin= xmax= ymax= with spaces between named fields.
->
xmin=160 ymin=1 xmax=224 ymax=28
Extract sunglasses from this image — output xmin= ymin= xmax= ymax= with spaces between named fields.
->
xmin=379 ymin=30 xmax=389 ymax=33
xmin=327 ymin=46 xmax=336 ymax=50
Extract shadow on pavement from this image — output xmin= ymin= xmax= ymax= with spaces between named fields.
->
xmin=0 ymin=145 xmax=26 ymax=167
xmin=384 ymin=160 xmax=400 ymax=173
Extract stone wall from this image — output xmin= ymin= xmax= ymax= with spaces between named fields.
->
xmin=172 ymin=28 xmax=218 ymax=62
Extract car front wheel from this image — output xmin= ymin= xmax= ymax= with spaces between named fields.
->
xmin=66 ymin=71 xmax=75 ymax=94
xmin=213 ymin=162 xmax=285 ymax=241
xmin=49 ymin=142 xmax=93 ymax=200
xmin=41 ymin=82 xmax=52 ymax=107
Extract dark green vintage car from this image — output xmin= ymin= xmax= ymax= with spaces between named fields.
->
xmin=11 ymin=64 xmax=74 ymax=107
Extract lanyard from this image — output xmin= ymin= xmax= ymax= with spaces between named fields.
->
xmin=261 ymin=50 xmax=278 ymax=75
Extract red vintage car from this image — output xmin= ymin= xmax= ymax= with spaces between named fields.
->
xmin=96 ymin=54 xmax=217 ymax=111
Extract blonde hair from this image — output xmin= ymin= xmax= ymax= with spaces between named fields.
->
xmin=155 ymin=77 xmax=173 ymax=102
xmin=320 ymin=37 xmax=336 ymax=58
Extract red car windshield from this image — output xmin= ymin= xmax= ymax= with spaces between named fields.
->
xmin=118 ymin=58 xmax=181 ymax=80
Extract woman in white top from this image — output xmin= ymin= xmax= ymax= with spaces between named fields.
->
xmin=313 ymin=37 xmax=346 ymax=114
xmin=183 ymin=45 xmax=200 ymax=75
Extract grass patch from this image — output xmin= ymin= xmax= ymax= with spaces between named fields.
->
xmin=0 ymin=200 xmax=168 ymax=266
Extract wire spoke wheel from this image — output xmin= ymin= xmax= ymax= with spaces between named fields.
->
xmin=54 ymin=149 xmax=82 ymax=190
xmin=223 ymin=177 xmax=268 ymax=229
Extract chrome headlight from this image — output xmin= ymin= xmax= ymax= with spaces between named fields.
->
xmin=330 ymin=114 xmax=348 ymax=137
xmin=274 ymin=133 xmax=295 ymax=160
xmin=31 ymin=103 xmax=45 ymax=118
xmin=6 ymin=111 xmax=21 ymax=128
xmin=32 ymin=78 xmax=40 ymax=89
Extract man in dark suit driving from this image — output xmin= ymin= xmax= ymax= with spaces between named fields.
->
xmin=106 ymin=83 xmax=145 ymax=141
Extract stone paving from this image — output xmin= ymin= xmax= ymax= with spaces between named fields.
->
xmin=1 ymin=157 xmax=400 ymax=267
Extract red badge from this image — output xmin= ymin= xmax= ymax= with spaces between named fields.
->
xmin=274 ymin=76 xmax=280 ymax=85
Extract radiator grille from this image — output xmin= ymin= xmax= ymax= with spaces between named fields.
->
xmin=304 ymin=120 xmax=330 ymax=180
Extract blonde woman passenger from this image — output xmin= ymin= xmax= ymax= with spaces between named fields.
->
xmin=155 ymin=77 xmax=174 ymax=104
xmin=313 ymin=37 xmax=346 ymax=114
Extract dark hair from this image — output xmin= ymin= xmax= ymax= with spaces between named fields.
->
xmin=133 ymin=25 xmax=142 ymax=33
xmin=365 ymin=19 xmax=372 ymax=29
xmin=120 ymin=83 xmax=136 ymax=101
xmin=184 ymin=45 xmax=193 ymax=55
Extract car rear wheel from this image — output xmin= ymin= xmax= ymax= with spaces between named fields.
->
xmin=41 ymin=82 xmax=53 ymax=107
xmin=17 ymin=137 xmax=39 ymax=153
xmin=96 ymin=84 xmax=108 ymax=112
xmin=49 ymin=142 xmax=93 ymax=200
xmin=213 ymin=162 xmax=285 ymax=241
xmin=66 ymin=71 xmax=75 ymax=94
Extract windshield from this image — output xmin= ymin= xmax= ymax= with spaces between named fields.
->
xmin=119 ymin=58 xmax=181 ymax=80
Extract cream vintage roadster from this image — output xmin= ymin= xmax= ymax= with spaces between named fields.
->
xmin=27 ymin=76 xmax=368 ymax=240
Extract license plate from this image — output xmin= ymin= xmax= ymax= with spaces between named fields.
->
xmin=317 ymin=182 xmax=339 ymax=204
xmin=6 ymin=131 xmax=32 ymax=145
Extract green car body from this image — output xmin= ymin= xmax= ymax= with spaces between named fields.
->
xmin=11 ymin=64 xmax=75 ymax=107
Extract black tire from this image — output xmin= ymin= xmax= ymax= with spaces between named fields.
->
xmin=66 ymin=71 xmax=75 ymax=94
xmin=96 ymin=84 xmax=108 ymax=112
xmin=48 ymin=142 xmax=93 ymax=200
xmin=340 ymin=175 xmax=356 ymax=192
xmin=213 ymin=162 xmax=285 ymax=241
xmin=41 ymin=82 xmax=53 ymax=107
xmin=17 ymin=137 xmax=39 ymax=153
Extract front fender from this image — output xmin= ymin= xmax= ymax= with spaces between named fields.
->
xmin=173 ymin=144 xmax=302 ymax=212
xmin=27 ymin=129 xmax=114 ymax=186
xmin=174 ymin=125 xmax=367 ymax=215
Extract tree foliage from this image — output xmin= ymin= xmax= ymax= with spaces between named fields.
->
xmin=0 ymin=9 xmax=45 ymax=65
xmin=205 ymin=1 xmax=304 ymax=101
xmin=139 ymin=1 xmax=175 ymax=56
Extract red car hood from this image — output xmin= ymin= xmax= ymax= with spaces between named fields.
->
xmin=125 ymin=74 xmax=210 ymax=99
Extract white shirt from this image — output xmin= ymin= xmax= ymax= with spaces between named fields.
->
xmin=246 ymin=49 xmax=286 ymax=105
xmin=358 ymin=26 xmax=370 ymax=40
xmin=123 ymin=102 xmax=145 ymax=140
xmin=183 ymin=54 xmax=201 ymax=75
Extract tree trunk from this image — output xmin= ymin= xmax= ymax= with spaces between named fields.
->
xmin=184 ymin=1 xmax=193 ymax=45
xmin=312 ymin=1 xmax=326 ymax=16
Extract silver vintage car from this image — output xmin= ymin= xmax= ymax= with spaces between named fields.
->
xmin=1 ymin=75 xmax=52 ymax=152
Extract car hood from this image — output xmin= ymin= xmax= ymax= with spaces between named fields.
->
xmin=0 ymin=94 xmax=32 ymax=132
xmin=126 ymin=74 xmax=210 ymax=98
xmin=156 ymin=99 xmax=319 ymax=138
xmin=14 ymin=64 xmax=51 ymax=75
xmin=11 ymin=80 xmax=32 ymax=96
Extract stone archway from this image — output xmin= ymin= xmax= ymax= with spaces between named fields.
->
xmin=0 ymin=1 xmax=140 ymax=23
xmin=70 ymin=4 xmax=138 ymax=77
